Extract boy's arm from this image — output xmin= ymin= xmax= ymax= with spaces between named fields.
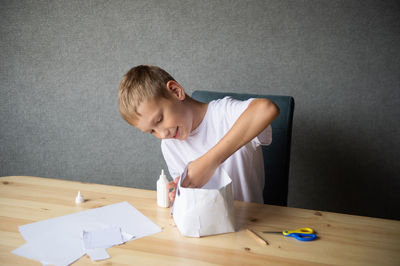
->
xmin=181 ymin=98 xmax=280 ymax=188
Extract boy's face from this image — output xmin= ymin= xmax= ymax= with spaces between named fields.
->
xmin=134 ymin=81 xmax=193 ymax=140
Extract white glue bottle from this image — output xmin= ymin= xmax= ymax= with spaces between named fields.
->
xmin=157 ymin=169 xmax=170 ymax=208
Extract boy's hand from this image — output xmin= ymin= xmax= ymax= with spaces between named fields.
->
xmin=167 ymin=177 xmax=179 ymax=204
xmin=181 ymin=156 xmax=218 ymax=188
xmin=168 ymin=153 xmax=219 ymax=204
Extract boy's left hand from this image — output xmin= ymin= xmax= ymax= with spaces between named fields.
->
xmin=181 ymin=155 xmax=217 ymax=188
xmin=167 ymin=177 xmax=180 ymax=203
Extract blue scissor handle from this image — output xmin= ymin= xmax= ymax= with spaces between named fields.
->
xmin=286 ymin=233 xmax=317 ymax=241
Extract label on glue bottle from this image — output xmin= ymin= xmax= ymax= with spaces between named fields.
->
xmin=157 ymin=169 xmax=170 ymax=208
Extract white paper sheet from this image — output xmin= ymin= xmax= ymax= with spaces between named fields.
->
xmin=12 ymin=202 xmax=161 ymax=265
xmin=83 ymin=227 xmax=124 ymax=249
xmin=12 ymin=232 xmax=85 ymax=266
xmin=86 ymin=248 xmax=110 ymax=261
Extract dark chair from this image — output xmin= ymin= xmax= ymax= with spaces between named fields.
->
xmin=192 ymin=90 xmax=295 ymax=206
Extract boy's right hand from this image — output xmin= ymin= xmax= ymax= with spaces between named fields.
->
xmin=167 ymin=177 xmax=180 ymax=204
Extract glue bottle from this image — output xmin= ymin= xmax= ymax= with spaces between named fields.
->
xmin=157 ymin=169 xmax=170 ymax=208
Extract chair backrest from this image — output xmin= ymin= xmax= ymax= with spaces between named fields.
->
xmin=191 ymin=90 xmax=295 ymax=206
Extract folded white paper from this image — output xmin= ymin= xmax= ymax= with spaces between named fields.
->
xmin=172 ymin=166 xmax=235 ymax=237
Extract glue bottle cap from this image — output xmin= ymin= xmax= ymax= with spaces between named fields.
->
xmin=159 ymin=169 xmax=168 ymax=181
xmin=75 ymin=190 xmax=84 ymax=204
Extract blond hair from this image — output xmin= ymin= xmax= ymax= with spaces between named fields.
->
xmin=118 ymin=65 xmax=175 ymax=125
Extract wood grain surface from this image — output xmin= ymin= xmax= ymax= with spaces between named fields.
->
xmin=1 ymin=176 xmax=399 ymax=265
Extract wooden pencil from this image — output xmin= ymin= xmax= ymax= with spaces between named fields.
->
xmin=247 ymin=228 xmax=269 ymax=246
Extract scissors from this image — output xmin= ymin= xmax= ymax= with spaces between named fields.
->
xmin=262 ymin=227 xmax=317 ymax=241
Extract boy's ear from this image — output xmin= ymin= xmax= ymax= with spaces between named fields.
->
xmin=166 ymin=81 xmax=186 ymax=100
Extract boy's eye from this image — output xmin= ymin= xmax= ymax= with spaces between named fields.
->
xmin=156 ymin=116 xmax=163 ymax=123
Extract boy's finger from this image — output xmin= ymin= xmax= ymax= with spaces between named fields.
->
xmin=181 ymin=177 xmax=190 ymax=187
xmin=181 ymin=178 xmax=196 ymax=188
xmin=181 ymin=180 xmax=187 ymax=187
xmin=168 ymin=176 xmax=180 ymax=202
xmin=167 ymin=181 xmax=177 ymax=190
xmin=169 ymin=191 xmax=176 ymax=202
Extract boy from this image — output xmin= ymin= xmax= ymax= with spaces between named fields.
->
xmin=118 ymin=65 xmax=279 ymax=204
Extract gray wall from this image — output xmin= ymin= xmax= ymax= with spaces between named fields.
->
xmin=1 ymin=1 xmax=399 ymax=220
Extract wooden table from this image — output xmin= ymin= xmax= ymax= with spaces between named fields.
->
xmin=1 ymin=176 xmax=399 ymax=265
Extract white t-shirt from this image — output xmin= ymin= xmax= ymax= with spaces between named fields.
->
xmin=161 ymin=96 xmax=272 ymax=203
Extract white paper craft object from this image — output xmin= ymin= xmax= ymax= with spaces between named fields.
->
xmin=172 ymin=166 xmax=235 ymax=237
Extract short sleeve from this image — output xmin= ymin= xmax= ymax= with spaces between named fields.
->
xmin=254 ymin=124 xmax=272 ymax=146
xmin=216 ymin=97 xmax=254 ymax=126
xmin=216 ymin=97 xmax=273 ymax=146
